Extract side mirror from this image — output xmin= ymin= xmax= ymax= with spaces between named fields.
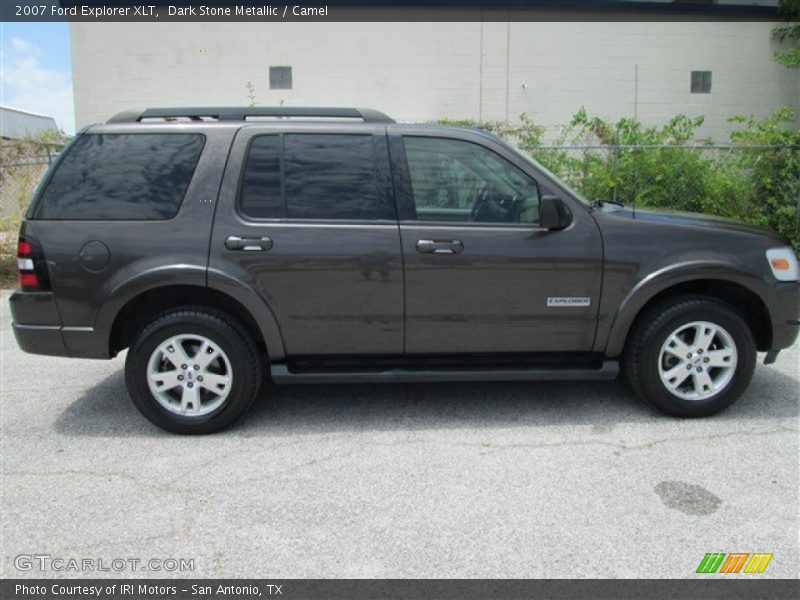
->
xmin=539 ymin=195 xmax=572 ymax=230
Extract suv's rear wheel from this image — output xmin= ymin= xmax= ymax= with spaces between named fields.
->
xmin=125 ymin=309 xmax=262 ymax=433
xmin=623 ymin=296 xmax=756 ymax=417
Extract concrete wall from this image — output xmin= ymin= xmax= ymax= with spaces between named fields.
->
xmin=71 ymin=15 xmax=799 ymax=141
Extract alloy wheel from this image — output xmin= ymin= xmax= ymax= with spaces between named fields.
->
xmin=146 ymin=334 xmax=233 ymax=417
xmin=658 ymin=321 xmax=738 ymax=401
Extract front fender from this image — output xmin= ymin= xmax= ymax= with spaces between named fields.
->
xmin=602 ymin=260 xmax=768 ymax=356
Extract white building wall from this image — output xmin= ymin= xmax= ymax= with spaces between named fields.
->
xmin=504 ymin=19 xmax=799 ymax=140
xmin=479 ymin=18 xmax=511 ymax=122
xmin=0 ymin=105 xmax=59 ymax=139
xmin=71 ymin=16 xmax=799 ymax=141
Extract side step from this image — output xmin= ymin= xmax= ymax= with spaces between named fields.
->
xmin=270 ymin=361 xmax=619 ymax=385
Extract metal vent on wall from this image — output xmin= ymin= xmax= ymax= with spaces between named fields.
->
xmin=270 ymin=66 xmax=293 ymax=90
xmin=691 ymin=71 xmax=712 ymax=94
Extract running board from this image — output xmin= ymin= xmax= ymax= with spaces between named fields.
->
xmin=270 ymin=361 xmax=619 ymax=385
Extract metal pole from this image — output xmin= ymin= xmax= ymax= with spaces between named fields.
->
xmin=612 ymin=133 xmax=619 ymax=204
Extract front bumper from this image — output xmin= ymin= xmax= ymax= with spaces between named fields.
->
xmin=766 ymin=281 xmax=800 ymax=351
xmin=9 ymin=291 xmax=111 ymax=359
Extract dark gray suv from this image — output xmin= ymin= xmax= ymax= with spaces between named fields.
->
xmin=10 ymin=107 xmax=800 ymax=433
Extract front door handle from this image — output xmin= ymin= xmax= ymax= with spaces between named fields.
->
xmin=415 ymin=239 xmax=464 ymax=255
xmin=225 ymin=235 xmax=273 ymax=251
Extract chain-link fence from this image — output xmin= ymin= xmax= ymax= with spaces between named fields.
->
xmin=1 ymin=142 xmax=61 ymax=168
xmin=0 ymin=141 xmax=62 ymax=216
xmin=0 ymin=140 xmax=65 ymax=284
xmin=0 ymin=139 xmax=798 ymax=242
xmin=525 ymin=143 xmax=800 ymax=244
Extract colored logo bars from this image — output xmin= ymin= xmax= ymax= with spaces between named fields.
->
xmin=696 ymin=553 xmax=773 ymax=574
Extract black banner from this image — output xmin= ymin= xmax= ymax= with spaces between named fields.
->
xmin=2 ymin=579 xmax=800 ymax=600
xmin=0 ymin=0 xmax=783 ymax=22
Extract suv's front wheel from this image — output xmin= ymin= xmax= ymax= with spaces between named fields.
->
xmin=623 ymin=295 xmax=756 ymax=417
xmin=125 ymin=309 xmax=263 ymax=433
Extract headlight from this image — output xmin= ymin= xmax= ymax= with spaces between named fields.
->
xmin=766 ymin=247 xmax=800 ymax=282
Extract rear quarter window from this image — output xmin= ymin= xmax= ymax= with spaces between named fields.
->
xmin=35 ymin=133 xmax=205 ymax=220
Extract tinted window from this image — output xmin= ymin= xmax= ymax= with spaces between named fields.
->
xmin=36 ymin=134 xmax=205 ymax=220
xmin=404 ymin=137 xmax=540 ymax=224
xmin=240 ymin=135 xmax=283 ymax=219
xmin=284 ymin=134 xmax=379 ymax=220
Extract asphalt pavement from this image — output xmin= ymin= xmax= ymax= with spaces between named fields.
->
xmin=1 ymin=292 xmax=798 ymax=578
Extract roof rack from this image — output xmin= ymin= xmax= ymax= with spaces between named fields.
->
xmin=107 ymin=106 xmax=394 ymax=124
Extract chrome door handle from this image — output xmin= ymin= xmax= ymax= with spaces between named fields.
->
xmin=415 ymin=239 xmax=464 ymax=254
xmin=225 ymin=236 xmax=273 ymax=251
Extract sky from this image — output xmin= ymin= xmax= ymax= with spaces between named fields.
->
xmin=1 ymin=22 xmax=74 ymax=133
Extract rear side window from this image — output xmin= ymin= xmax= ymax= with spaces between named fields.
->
xmin=35 ymin=134 xmax=205 ymax=220
xmin=284 ymin=134 xmax=378 ymax=220
xmin=239 ymin=133 xmax=384 ymax=220
xmin=239 ymin=135 xmax=283 ymax=219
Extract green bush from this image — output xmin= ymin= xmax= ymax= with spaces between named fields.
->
xmin=728 ymin=108 xmax=800 ymax=247
xmin=439 ymin=108 xmax=800 ymax=249
xmin=0 ymin=132 xmax=67 ymax=287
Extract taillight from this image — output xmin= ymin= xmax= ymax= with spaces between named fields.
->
xmin=17 ymin=236 xmax=50 ymax=292
xmin=19 ymin=272 xmax=38 ymax=289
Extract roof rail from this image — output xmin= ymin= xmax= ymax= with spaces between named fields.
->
xmin=107 ymin=106 xmax=395 ymax=124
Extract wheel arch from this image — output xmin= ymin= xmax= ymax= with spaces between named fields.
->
xmin=605 ymin=269 xmax=772 ymax=357
xmin=106 ymin=280 xmax=285 ymax=360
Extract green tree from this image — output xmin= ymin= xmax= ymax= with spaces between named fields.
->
xmin=773 ymin=0 xmax=800 ymax=68
xmin=437 ymin=108 xmax=800 ymax=249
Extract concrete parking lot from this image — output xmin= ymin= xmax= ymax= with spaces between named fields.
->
xmin=1 ymin=292 xmax=798 ymax=579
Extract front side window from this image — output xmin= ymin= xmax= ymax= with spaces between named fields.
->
xmin=239 ymin=133 xmax=383 ymax=221
xmin=403 ymin=136 xmax=540 ymax=224
xmin=36 ymin=133 xmax=205 ymax=220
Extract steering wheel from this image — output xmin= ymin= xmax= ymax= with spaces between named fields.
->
xmin=470 ymin=188 xmax=489 ymax=221
xmin=505 ymin=196 xmax=522 ymax=222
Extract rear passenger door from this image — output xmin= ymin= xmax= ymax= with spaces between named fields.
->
xmin=210 ymin=125 xmax=404 ymax=356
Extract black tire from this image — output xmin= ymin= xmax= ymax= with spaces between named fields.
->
xmin=623 ymin=295 xmax=756 ymax=418
xmin=125 ymin=308 xmax=263 ymax=434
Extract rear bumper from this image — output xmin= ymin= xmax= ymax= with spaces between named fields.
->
xmin=767 ymin=281 xmax=800 ymax=351
xmin=12 ymin=323 xmax=68 ymax=357
xmin=9 ymin=291 xmax=111 ymax=359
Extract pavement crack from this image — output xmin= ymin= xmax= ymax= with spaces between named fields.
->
xmin=356 ymin=426 xmax=798 ymax=455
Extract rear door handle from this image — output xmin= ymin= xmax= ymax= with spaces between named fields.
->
xmin=225 ymin=236 xmax=273 ymax=251
xmin=415 ymin=239 xmax=464 ymax=254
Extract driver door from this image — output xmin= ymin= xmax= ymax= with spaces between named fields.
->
xmin=389 ymin=129 xmax=603 ymax=354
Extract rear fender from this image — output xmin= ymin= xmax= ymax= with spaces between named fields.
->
xmin=94 ymin=265 xmax=287 ymax=360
